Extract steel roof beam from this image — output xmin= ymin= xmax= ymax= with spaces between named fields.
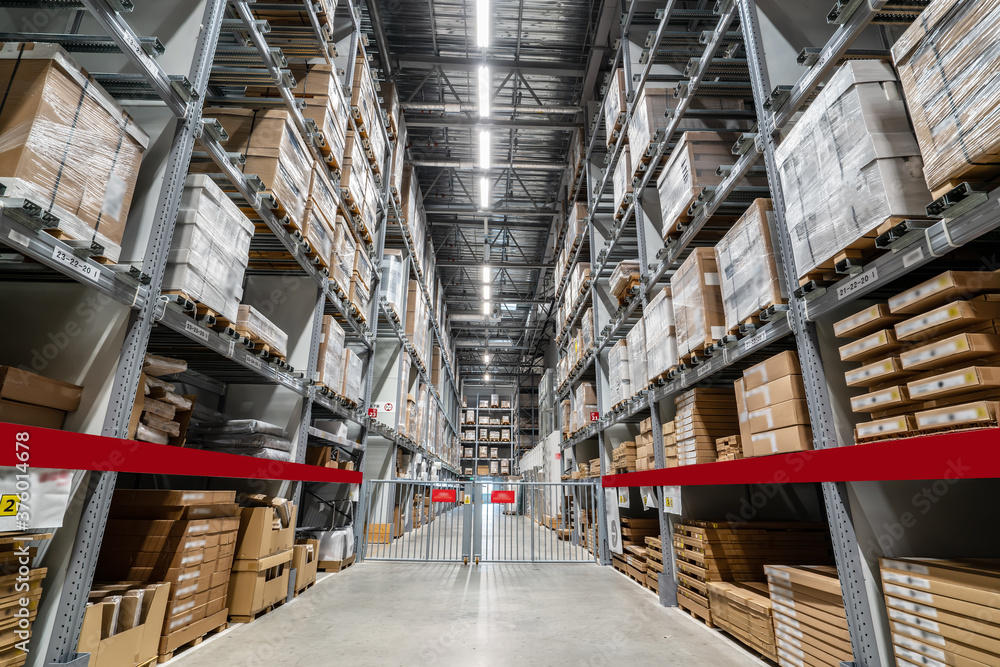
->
xmin=397 ymin=54 xmax=586 ymax=77
xmin=406 ymin=117 xmax=581 ymax=130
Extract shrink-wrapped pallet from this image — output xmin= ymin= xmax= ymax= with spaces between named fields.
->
xmin=627 ymin=318 xmax=647 ymax=394
xmin=644 ymin=286 xmax=677 ymax=382
xmin=774 ymin=61 xmax=931 ymax=280
xmin=609 ymin=261 xmax=640 ymax=300
xmin=893 ymin=0 xmax=1000 ymax=193
xmin=628 ymin=88 xmax=749 ymax=164
xmin=317 ymin=315 xmax=345 ymax=390
xmin=381 ymin=249 xmax=406 ymax=319
xmin=340 ymin=348 xmax=363 ymax=405
xmin=236 ymin=305 xmax=289 ymax=359
xmin=671 ymin=247 xmax=725 ymax=359
xmin=614 ymin=143 xmax=633 ymax=216
xmin=715 ymin=199 xmax=785 ymax=333
xmin=609 ymin=340 xmax=632 ymax=406
xmin=603 ymin=68 xmax=627 ymax=147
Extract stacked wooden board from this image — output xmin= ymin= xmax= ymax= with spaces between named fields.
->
xmin=707 ymin=581 xmax=776 ymax=661
xmin=674 ymin=388 xmax=738 ymax=466
xmin=645 ymin=536 xmax=663 ymax=593
xmin=766 ymin=565 xmax=854 ymax=666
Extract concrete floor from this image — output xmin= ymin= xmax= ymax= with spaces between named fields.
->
xmin=168 ymin=562 xmax=767 ymax=667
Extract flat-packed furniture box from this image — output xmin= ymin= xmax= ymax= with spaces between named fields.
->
xmin=880 ymin=557 xmax=1000 ymax=667
xmin=0 ymin=541 xmax=45 ymax=667
xmin=774 ymin=60 xmax=931 ymax=283
xmin=331 ymin=214 xmax=358 ymax=296
xmin=627 ymin=317 xmax=648 ymax=394
xmin=0 ymin=366 xmax=82 ymax=429
xmin=165 ymin=175 xmax=254 ymax=322
xmin=657 ymin=131 xmax=757 ymax=239
xmin=228 ymin=550 xmax=291 ymax=620
xmin=350 ymin=247 xmax=374 ymax=318
xmin=340 ymin=348 xmax=364 ymax=405
xmin=707 ymin=581 xmax=776 ymax=661
xmin=715 ymin=199 xmax=784 ymax=334
xmin=671 ymin=247 xmax=726 ymax=360
xmin=235 ymin=305 xmax=289 ymax=361
xmin=0 ymin=42 xmax=149 ymax=260
xmin=766 ymin=565 xmax=854 ymax=667
xmin=673 ymin=388 xmax=737 ymax=466
xmin=609 ymin=339 xmax=632 ymax=407
xmin=229 ymin=495 xmax=297 ymax=620
xmin=316 ymin=315 xmax=346 ymax=392
xmin=892 ymin=0 xmax=1000 ymax=194
xmin=613 ymin=142 xmax=633 ymax=217
xmin=741 ymin=351 xmax=812 ymax=457
xmin=77 ymin=583 xmax=170 ymax=667
xmin=196 ymin=108 xmax=314 ymax=231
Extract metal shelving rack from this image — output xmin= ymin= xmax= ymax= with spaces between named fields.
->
xmin=553 ymin=1 xmax=1000 ymax=666
xmin=459 ymin=392 xmax=517 ymax=478
xmin=0 ymin=0 xmax=460 ymax=662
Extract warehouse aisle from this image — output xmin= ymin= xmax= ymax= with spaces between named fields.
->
xmin=167 ymin=563 xmax=765 ymax=666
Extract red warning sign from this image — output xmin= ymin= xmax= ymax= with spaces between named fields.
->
xmin=431 ymin=489 xmax=457 ymax=503
xmin=491 ymin=490 xmax=516 ymax=503
xmin=590 ymin=411 xmax=600 ymax=422
xmin=367 ymin=408 xmax=378 ymax=418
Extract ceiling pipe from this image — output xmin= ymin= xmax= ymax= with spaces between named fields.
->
xmin=410 ymin=159 xmax=566 ymax=171
xmin=402 ymin=102 xmax=581 ymax=115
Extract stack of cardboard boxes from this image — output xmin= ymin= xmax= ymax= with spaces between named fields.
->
xmin=635 ymin=418 xmax=656 ymax=471
xmin=674 ymin=388 xmax=738 ymax=466
xmin=880 ymin=558 xmax=1000 ymax=667
xmin=715 ymin=435 xmax=744 ymax=462
xmin=837 ymin=270 xmax=1000 ymax=442
xmin=671 ymin=247 xmax=727 ymax=362
xmin=611 ymin=440 xmax=636 ymax=474
xmin=706 ymin=582 xmax=777 ymax=661
xmin=736 ymin=351 xmax=813 ymax=458
xmin=620 ymin=517 xmax=659 ymax=553
xmin=77 ymin=583 xmax=170 ymax=667
xmin=95 ymin=490 xmax=239 ymax=662
xmin=767 ymin=565 xmax=854 ymax=666
xmin=662 ymin=420 xmax=677 ymax=468
xmin=0 ymin=366 xmax=82 ymax=430
xmin=229 ymin=495 xmax=296 ymax=623
xmin=644 ymin=536 xmax=663 ymax=593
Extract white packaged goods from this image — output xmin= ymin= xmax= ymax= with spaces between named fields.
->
xmin=775 ymin=61 xmax=932 ymax=279
xmin=628 ymin=89 xmax=748 ymax=161
xmin=603 ymin=68 xmax=627 ymax=147
xmin=350 ymin=247 xmax=374 ymax=315
xmin=236 ymin=304 xmax=289 ymax=358
xmin=893 ymin=0 xmax=1000 ymax=192
xmin=288 ymin=64 xmax=348 ymax=173
xmin=307 ymin=164 xmax=341 ymax=229
xmin=627 ymin=317 xmax=647 ymax=395
xmin=644 ymin=287 xmax=677 ymax=381
xmin=340 ymin=348 xmax=363 ymax=404
xmin=556 ymin=203 xmax=588 ymax=286
xmin=331 ymin=215 xmax=357 ymax=294
xmin=0 ymin=43 xmax=149 ymax=254
xmin=164 ymin=175 xmax=254 ymax=321
xmin=610 ymin=260 xmax=640 ymax=300
xmin=318 ymin=315 xmax=345 ymax=390
xmin=715 ymin=199 xmax=785 ymax=332
xmin=671 ymin=247 xmax=726 ymax=358
xmin=382 ymin=249 xmax=406 ymax=318
xmin=614 ymin=143 xmax=633 ymax=215
xmin=302 ymin=206 xmax=335 ymax=267
xmin=609 ymin=339 xmax=632 ymax=406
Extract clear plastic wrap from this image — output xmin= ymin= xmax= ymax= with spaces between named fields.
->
xmin=198 ymin=433 xmax=293 ymax=452
xmin=603 ymin=68 xmax=627 ymax=147
xmin=629 ymin=88 xmax=749 ymax=158
xmin=892 ymin=0 xmax=1000 ymax=192
xmin=331 ymin=215 xmax=357 ymax=294
xmin=318 ymin=315 xmax=345 ymax=389
xmin=340 ymin=348 xmax=363 ymax=404
xmin=609 ymin=260 xmax=640 ymax=299
xmin=135 ymin=423 xmax=168 ymax=445
xmin=775 ymin=60 xmax=931 ymax=279
xmin=189 ymin=419 xmax=284 ymax=437
xmin=303 ymin=206 xmax=335 ymax=268
xmin=656 ymin=131 xmax=748 ymax=237
xmin=671 ymin=247 xmax=726 ymax=358
xmin=381 ymin=249 xmax=406 ymax=318
xmin=0 ymin=43 xmax=148 ymax=249
xmin=307 ymin=164 xmax=340 ymax=230
xmin=613 ymin=143 xmax=632 ymax=214
xmin=210 ymin=445 xmax=292 ymax=461
xmin=236 ymin=304 xmax=289 ymax=358
xmin=626 ymin=317 xmax=647 ymax=394
xmin=199 ymin=108 xmax=313 ymax=230
xmin=143 ymin=354 xmax=187 ymax=377
xmin=715 ymin=199 xmax=785 ymax=332
xmin=644 ymin=286 xmax=677 ymax=380
xmin=609 ymin=339 xmax=631 ymax=406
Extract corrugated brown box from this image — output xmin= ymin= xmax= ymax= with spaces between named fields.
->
xmin=743 ymin=351 xmax=801 ymax=390
xmin=743 ymin=374 xmax=807 ymax=412
xmin=750 ymin=424 xmax=812 ymax=457
xmin=0 ymin=366 xmax=82 ymax=411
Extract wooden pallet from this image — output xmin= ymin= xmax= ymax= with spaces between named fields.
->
xmin=161 ymin=291 xmax=234 ymax=333
xmin=318 ymin=554 xmax=355 ymax=572
xmin=294 ymin=580 xmax=316 ymax=597
xmin=229 ymin=598 xmax=287 ymax=624
xmin=614 ymin=193 xmax=635 ymax=221
xmin=157 ymin=620 xmax=229 ymax=663
xmin=233 ymin=327 xmax=287 ymax=364
xmin=614 ymin=277 xmax=641 ymax=306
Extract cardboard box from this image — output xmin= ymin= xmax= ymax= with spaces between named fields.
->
xmin=748 ymin=399 xmax=810 ymax=434
xmin=743 ymin=374 xmax=807 ymax=412
xmin=906 ymin=366 xmax=1000 ymax=402
xmin=894 ymin=297 xmax=1000 ymax=342
xmin=900 ymin=332 xmax=1000 ymax=370
xmin=850 ymin=386 xmax=913 ymax=414
xmin=743 ymin=351 xmax=801 ymax=390
xmin=844 ymin=356 xmax=909 ymax=388
xmin=292 ymin=539 xmax=318 ymax=593
xmin=0 ymin=398 xmax=65 ymax=428
xmin=889 ymin=270 xmax=1000 ymax=315
xmin=750 ymin=425 xmax=812 ymax=457
xmin=671 ymin=246 xmax=726 ymax=357
xmin=838 ymin=329 xmax=903 ymax=363
xmin=112 ymin=490 xmax=236 ymax=507
xmin=228 ymin=549 xmax=292 ymax=618
xmin=834 ymin=302 xmax=905 ymax=338
xmin=914 ymin=400 xmax=999 ymax=431
xmin=0 ymin=43 xmax=148 ymax=246
xmin=76 ymin=583 xmax=169 ymax=667
xmin=0 ymin=366 xmax=82 ymax=411
xmin=234 ymin=504 xmax=297 ymax=560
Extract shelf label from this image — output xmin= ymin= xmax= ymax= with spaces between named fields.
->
xmin=368 ymin=408 xmax=378 ymax=418
xmin=696 ymin=363 xmax=713 ymax=379
xmin=183 ymin=320 xmax=210 ymax=343
xmin=590 ymin=411 xmax=600 ymax=422
xmin=837 ymin=267 xmax=878 ymax=300
xmin=51 ymin=246 xmax=99 ymax=283
xmin=663 ymin=485 xmax=682 ymax=515
xmin=7 ymin=229 xmax=31 ymax=248
xmin=741 ymin=329 xmax=768 ymax=353
xmin=641 ymin=486 xmax=656 ymax=510
xmin=244 ymin=354 xmax=262 ymax=371
xmin=617 ymin=488 xmax=629 ymax=508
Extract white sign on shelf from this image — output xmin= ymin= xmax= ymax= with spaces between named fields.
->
xmin=836 ymin=267 xmax=878 ymax=300
xmin=741 ymin=328 xmax=768 ymax=353
xmin=663 ymin=485 xmax=682 ymax=516
xmin=617 ymin=488 xmax=629 ymax=509
xmin=604 ymin=488 xmax=623 ymax=555
xmin=52 ymin=246 xmax=99 ymax=284
xmin=183 ymin=320 xmax=210 ymax=343
xmin=640 ymin=486 xmax=656 ymax=510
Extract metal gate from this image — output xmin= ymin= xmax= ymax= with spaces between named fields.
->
xmin=359 ymin=479 xmax=601 ymax=564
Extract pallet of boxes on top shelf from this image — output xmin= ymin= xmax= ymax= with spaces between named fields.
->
xmin=249 ymin=0 xmax=337 ymax=60
xmin=879 ymin=557 xmax=1000 ymax=667
xmin=349 ymin=49 xmax=387 ymax=173
xmin=613 ymin=141 xmax=634 ymax=220
xmin=674 ymin=388 xmax=740 ymax=467
xmin=609 ymin=260 xmax=641 ymax=307
xmin=837 ymin=269 xmax=1000 ymax=442
xmin=555 ymin=203 xmax=588 ymax=289
xmin=608 ymin=338 xmax=632 ymax=410
xmin=775 ymin=61 xmax=933 ymax=291
xmin=379 ymin=82 xmax=407 ymax=206
xmin=892 ymin=0 xmax=1000 ymax=199
xmin=671 ymin=247 xmax=726 ymax=366
xmin=627 ymin=315 xmax=647 ymax=395
xmin=657 ymin=131 xmax=765 ymax=243
xmin=339 ymin=129 xmax=377 ymax=248
xmin=611 ymin=439 xmax=636 ymax=474
xmin=603 ymin=68 xmax=627 ymax=149
xmin=196 ymin=107 xmax=313 ymax=244
xmin=644 ymin=286 xmax=678 ymax=386
xmin=94 ymin=490 xmax=241 ymax=664
xmin=0 ymin=42 xmax=149 ymax=264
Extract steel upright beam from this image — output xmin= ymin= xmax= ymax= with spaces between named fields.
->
xmin=43 ymin=0 xmax=227 ymax=663
xmin=737 ymin=1 xmax=880 ymax=664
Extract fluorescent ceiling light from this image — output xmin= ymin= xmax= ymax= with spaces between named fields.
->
xmin=477 ymin=0 xmax=489 ymax=48
xmin=479 ymin=176 xmax=489 ymax=208
xmin=483 ymin=301 xmax=491 ymax=314
xmin=484 ymin=353 xmax=491 ymax=362
xmin=483 ymin=285 xmax=491 ymax=299
xmin=482 ymin=265 xmax=490 ymax=283
xmin=479 ymin=129 xmax=490 ymax=170
xmin=484 ymin=373 xmax=490 ymax=381
xmin=478 ymin=66 xmax=490 ymax=118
